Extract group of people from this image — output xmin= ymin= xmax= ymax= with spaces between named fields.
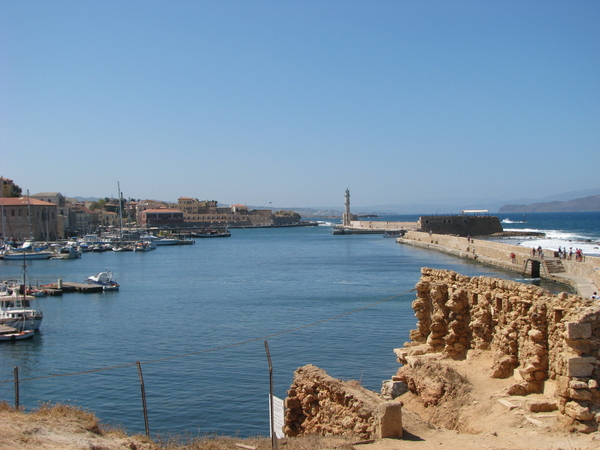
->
xmin=532 ymin=246 xmax=586 ymax=262
xmin=531 ymin=246 xmax=544 ymax=258
xmin=557 ymin=246 xmax=585 ymax=262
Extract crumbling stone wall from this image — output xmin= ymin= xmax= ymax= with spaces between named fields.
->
xmin=284 ymin=364 xmax=402 ymax=439
xmin=399 ymin=268 xmax=600 ymax=429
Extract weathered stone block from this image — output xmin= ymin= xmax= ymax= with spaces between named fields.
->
xmin=381 ymin=380 xmax=408 ymax=400
xmin=565 ymin=322 xmax=592 ymax=339
xmin=373 ymin=401 xmax=402 ymax=439
xmin=567 ymin=357 xmax=597 ymax=377
xmin=564 ymin=401 xmax=593 ymax=421
xmin=524 ymin=399 xmax=558 ymax=412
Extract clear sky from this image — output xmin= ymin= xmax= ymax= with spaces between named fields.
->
xmin=1 ymin=1 xmax=598 ymax=209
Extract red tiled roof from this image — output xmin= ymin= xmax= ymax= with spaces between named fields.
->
xmin=0 ymin=197 xmax=56 ymax=206
xmin=141 ymin=208 xmax=184 ymax=214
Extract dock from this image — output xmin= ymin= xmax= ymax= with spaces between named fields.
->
xmin=43 ymin=282 xmax=103 ymax=294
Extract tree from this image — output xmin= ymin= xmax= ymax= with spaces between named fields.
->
xmin=9 ymin=183 xmax=22 ymax=197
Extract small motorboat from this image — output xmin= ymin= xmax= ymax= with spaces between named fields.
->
xmin=133 ymin=240 xmax=156 ymax=252
xmin=0 ymin=326 xmax=35 ymax=341
xmin=86 ymin=271 xmax=120 ymax=291
xmin=51 ymin=245 xmax=82 ymax=259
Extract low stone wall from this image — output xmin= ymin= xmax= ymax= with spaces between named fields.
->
xmin=346 ymin=220 xmax=418 ymax=231
xmin=284 ymin=364 xmax=402 ymax=439
xmin=396 ymin=268 xmax=600 ymax=429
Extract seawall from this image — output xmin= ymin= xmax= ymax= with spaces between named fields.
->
xmin=397 ymin=231 xmax=600 ymax=297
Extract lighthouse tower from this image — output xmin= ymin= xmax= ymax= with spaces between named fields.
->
xmin=342 ymin=188 xmax=353 ymax=226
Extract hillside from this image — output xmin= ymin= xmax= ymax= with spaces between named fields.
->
xmin=499 ymin=195 xmax=600 ymax=213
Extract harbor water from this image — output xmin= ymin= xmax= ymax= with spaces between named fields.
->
xmin=1 ymin=213 xmax=597 ymax=437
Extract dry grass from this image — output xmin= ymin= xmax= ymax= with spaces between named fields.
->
xmin=31 ymin=402 xmax=103 ymax=434
xmin=0 ymin=402 xmax=359 ymax=450
xmin=156 ymin=434 xmax=359 ymax=450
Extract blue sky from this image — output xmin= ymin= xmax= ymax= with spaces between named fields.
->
xmin=1 ymin=1 xmax=598 ymax=209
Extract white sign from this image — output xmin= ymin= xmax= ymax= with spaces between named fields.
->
xmin=269 ymin=395 xmax=285 ymax=439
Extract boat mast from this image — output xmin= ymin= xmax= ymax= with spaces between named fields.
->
xmin=117 ymin=182 xmax=124 ymax=240
xmin=27 ymin=190 xmax=32 ymax=240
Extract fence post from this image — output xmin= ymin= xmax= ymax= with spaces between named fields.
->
xmin=13 ymin=366 xmax=19 ymax=410
xmin=264 ymin=340 xmax=278 ymax=450
xmin=136 ymin=361 xmax=150 ymax=436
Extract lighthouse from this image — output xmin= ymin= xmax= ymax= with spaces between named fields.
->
xmin=342 ymin=188 xmax=352 ymax=226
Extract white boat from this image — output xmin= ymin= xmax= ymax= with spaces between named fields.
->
xmin=0 ymin=325 xmax=35 ymax=341
xmin=2 ymin=249 xmax=52 ymax=260
xmin=0 ymin=287 xmax=43 ymax=330
xmin=51 ymin=245 xmax=82 ymax=259
xmin=133 ymin=240 xmax=156 ymax=252
xmin=140 ymin=234 xmax=179 ymax=245
xmin=86 ymin=270 xmax=120 ymax=291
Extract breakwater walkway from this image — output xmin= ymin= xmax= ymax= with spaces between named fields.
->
xmin=397 ymin=231 xmax=600 ymax=297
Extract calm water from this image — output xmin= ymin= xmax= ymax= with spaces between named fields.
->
xmin=0 ymin=217 xmax=589 ymax=437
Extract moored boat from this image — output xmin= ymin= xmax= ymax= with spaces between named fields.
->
xmin=133 ymin=240 xmax=156 ymax=252
xmin=0 ymin=325 xmax=35 ymax=341
xmin=190 ymin=229 xmax=231 ymax=238
xmin=86 ymin=270 xmax=120 ymax=291
xmin=2 ymin=249 xmax=52 ymax=260
xmin=0 ymin=288 xmax=43 ymax=330
xmin=51 ymin=245 xmax=82 ymax=259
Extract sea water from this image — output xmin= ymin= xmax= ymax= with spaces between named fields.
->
xmin=0 ymin=214 xmax=596 ymax=437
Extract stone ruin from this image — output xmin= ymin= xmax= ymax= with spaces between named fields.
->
xmin=396 ymin=267 xmax=600 ymax=430
xmin=283 ymin=364 xmax=402 ymax=439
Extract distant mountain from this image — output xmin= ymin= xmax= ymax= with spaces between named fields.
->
xmin=499 ymin=195 xmax=600 ymax=213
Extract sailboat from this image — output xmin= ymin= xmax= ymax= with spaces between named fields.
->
xmin=0 ymin=255 xmax=43 ymax=330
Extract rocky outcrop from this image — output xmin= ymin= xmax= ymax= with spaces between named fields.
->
xmin=396 ymin=268 xmax=600 ymax=431
xmin=284 ymin=364 xmax=402 ymax=439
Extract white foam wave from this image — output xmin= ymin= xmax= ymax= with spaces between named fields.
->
xmin=501 ymin=228 xmax=600 ymax=256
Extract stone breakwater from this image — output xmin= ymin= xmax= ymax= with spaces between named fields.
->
xmin=398 ymin=231 xmax=600 ymax=297
xmin=396 ymin=268 xmax=600 ymax=430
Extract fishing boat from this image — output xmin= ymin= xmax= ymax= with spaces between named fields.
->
xmin=140 ymin=233 xmax=179 ymax=245
xmin=133 ymin=240 xmax=156 ymax=252
xmin=51 ymin=245 xmax=82 ymax=259
xmin=86 ymin=270 xmax=120 ymax=291
xmin=0 ymin=281 xmax=43 ymax=330
xmin=190 ymin=229 xmax=231 ymax=238
xmin=383 ymin=230 xmax=403 ymax=238
xmin=2 ymin=241 xmax=53 ymax=259
xmin=0 ymin=324 xmax=35 ymax=341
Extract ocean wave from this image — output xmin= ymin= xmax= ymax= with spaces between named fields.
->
xmin=501 ymin=228 xmax=600 ymax=256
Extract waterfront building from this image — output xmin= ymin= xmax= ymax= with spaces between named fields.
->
xmin=97 ymin=210 xmax=119 ymax=230
xmin=139 ymin=208 xmax=184 ymax=228
xmin=70 ymin=204 xmax=100 ymax=236
xmin=135 ymin=200 xmax=170 ymax=225
xmin=0 ymin=197 xmax=59 ymax=241
xmin=176 ymin=197 xmax=273 ymax=226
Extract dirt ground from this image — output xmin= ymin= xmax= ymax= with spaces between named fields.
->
xmin=1 ymin=353 xmax=599 ymax=450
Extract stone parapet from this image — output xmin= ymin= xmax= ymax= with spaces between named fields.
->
xmin=284 ymin=364 xmax=402 ymax=439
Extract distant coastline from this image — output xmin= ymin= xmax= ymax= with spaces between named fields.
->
xmin=499 ymin=195 xmax=600 ymax=213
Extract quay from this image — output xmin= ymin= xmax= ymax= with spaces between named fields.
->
xmin=397 ymin=230 xmax=600 ymax=297
xmin=42 ymin=282 xmax=103 ymax=294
